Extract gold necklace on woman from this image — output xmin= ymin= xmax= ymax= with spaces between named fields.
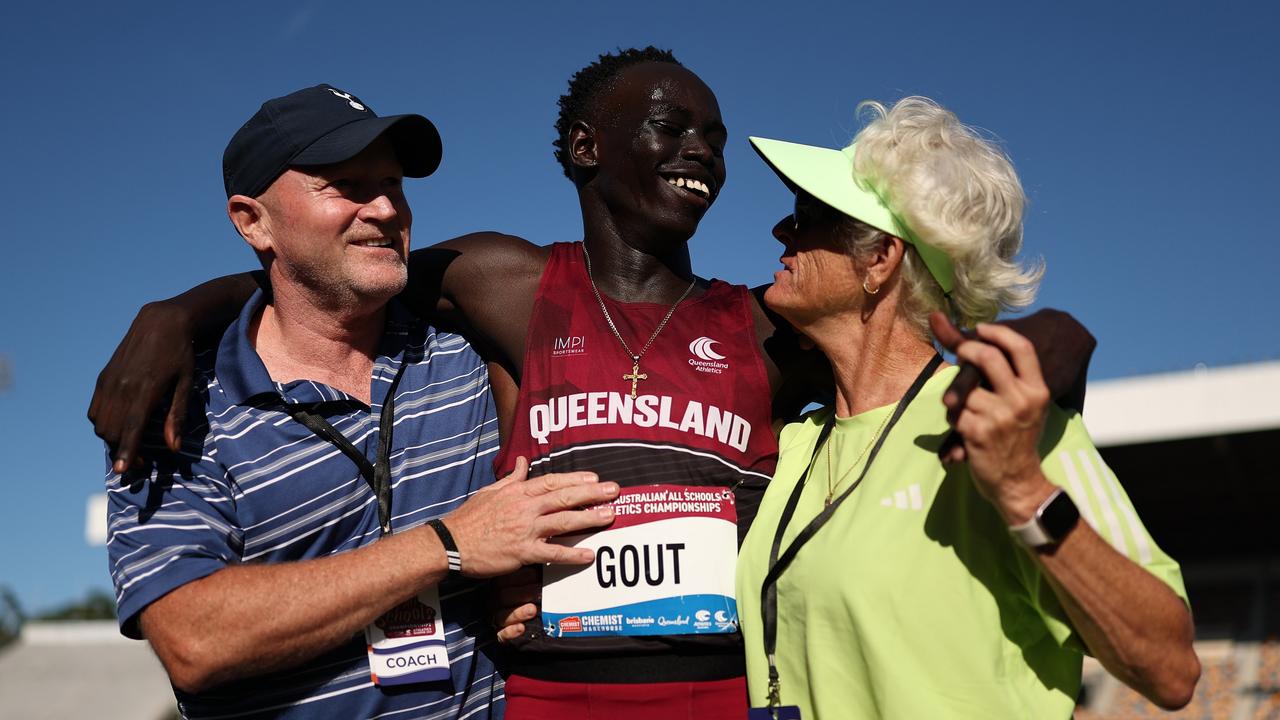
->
xmin=581 ymin=244 xmax=697 ymax=398
xmin=825 ymin=409 xmax=893 ymax=506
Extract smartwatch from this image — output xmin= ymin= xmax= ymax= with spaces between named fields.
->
xmin=1009 ymin=487 xmax=1079 ymax=549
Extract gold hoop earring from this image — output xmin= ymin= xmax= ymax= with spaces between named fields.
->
xmin=862 ymin=280 xmax=880 ymax=295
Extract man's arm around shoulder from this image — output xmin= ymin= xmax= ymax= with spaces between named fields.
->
xmin=407 ymin=232 xmax=545 ymax=323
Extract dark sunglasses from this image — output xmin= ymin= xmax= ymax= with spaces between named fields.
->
xmin=792 ymin=191 xmax=841 ymax=231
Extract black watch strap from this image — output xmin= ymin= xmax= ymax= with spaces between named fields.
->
xmin=428 ymin=518 xmax=463 ymax=574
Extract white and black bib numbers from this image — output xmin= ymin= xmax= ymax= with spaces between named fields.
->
xmin=542 ymin=484 xmax=739 ymax=637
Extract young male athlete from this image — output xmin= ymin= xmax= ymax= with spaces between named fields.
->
xmin=90 ymin=49 xmax=1094 ymax=718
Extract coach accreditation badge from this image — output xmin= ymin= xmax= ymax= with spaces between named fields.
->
xmin=542 ymin=484 xmax=739 ymax=637
xmin=364 ymin=586 xmax=449 ymax=686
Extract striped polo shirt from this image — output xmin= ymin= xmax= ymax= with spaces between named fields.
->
xmin=105 ymin=291 xmax=503 ymax=720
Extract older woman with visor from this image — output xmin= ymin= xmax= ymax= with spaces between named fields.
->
xmin=736 ymin=97 xmax=1198 ymax=719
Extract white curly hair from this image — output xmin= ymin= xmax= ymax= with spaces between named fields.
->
xmin=838 ymin=96 xmax=1042 ymax=333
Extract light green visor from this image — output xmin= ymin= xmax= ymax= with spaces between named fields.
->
xmin=749 ymin=136 xmax=956 ymax=296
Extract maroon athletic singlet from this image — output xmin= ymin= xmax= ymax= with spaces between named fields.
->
xmin=496 ymin=242 xmax=778 ymax=685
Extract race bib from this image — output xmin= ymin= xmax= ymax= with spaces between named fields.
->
xmin=542 ymin=484 xmax=739 ymax=637
xmin=365 ymin=586 xmax=449 ymax=686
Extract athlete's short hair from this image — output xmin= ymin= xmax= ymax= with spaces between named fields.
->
xmin=840 ymin=96 xmax=1042 ymax=334
xmin=553 ymin=46 xmax=683 ymax=180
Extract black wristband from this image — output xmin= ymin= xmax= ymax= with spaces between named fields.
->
xmin=427 ymin=518 xmax=462 ymax=575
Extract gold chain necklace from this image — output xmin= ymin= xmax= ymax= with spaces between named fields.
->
xmin=581 ymin=244 xmax=697 ymax=398
xmin=825 ymin=409 xmax=893 ymax=506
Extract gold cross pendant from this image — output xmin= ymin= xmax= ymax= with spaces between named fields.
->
xmin=622 ymin=361 xmax=648 ymax=399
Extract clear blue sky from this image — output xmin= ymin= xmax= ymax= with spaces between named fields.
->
xmin=1 ymin=1 xmax=1276 ymax=615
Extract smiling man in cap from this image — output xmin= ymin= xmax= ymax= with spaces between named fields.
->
xmin=103 ymin=84 xmax=618 ymax=719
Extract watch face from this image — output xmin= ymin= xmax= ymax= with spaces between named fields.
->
xmin=1041 ymin=491 xmax=1080 ymax=541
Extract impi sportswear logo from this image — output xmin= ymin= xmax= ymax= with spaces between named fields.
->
xmin=688 ymin=336 xmax=729 ymax=375
xmin=552 ymin=335 xmax=586 ymax=357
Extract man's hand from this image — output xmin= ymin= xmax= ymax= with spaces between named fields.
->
xmin=936 ymin=320 xmax=1055 ymax=521
xmin=489 ymin=566 xmax=541 ymax=643
xmin=444 ymin=457 xmax=619 ymax=578
xmin=89 ymin=301 xmax=197 ymax=473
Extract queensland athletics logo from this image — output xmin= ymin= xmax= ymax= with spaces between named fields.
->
xmin=688 ymin=336 xmax=729 ymax=375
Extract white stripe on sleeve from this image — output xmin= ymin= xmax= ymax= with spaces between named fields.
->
xmin=1094 ymin=449 xmax=1153 ymax=565
xmin=1056 ymin=450 xmax=1099 ymax=530
xmin=1076 ymin=448 xmax=1128 ymax=556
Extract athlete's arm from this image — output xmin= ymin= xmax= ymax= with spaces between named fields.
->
xmin=488 ymin=360 xmax=519 ymax=444
xmin=140 ymin=461 xmax=618 ymax=694
xmin=748 ymin=285 xmax=832 ymax=432
xmin=90 ymin=233 xmax=546 ymax=472
xmin=751 ymin=284 xmax=1098 ymax=435
xmin=89 ymin=272 xmax=263 ymax=472
xmin=410 ymin=232 xmax=546 ymax=377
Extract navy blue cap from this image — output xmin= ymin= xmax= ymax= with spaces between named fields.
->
xmin=222 ymin=84 xmax=442 ymax=198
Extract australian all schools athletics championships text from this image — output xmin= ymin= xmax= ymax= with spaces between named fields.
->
xmin=612 ymin=487 xmax=731 ymax=517
xmin=528 ymin=391 xmax=752 ymax=451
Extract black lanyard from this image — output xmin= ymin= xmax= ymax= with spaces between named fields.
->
xmin=760 ymin=354 xmax=942 ymax=708
xmin=284 ymin=363 xmax=406 ymax=536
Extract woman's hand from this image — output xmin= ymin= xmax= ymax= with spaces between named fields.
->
xmin=934 ymin=317 xmax=1055 ymax=522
